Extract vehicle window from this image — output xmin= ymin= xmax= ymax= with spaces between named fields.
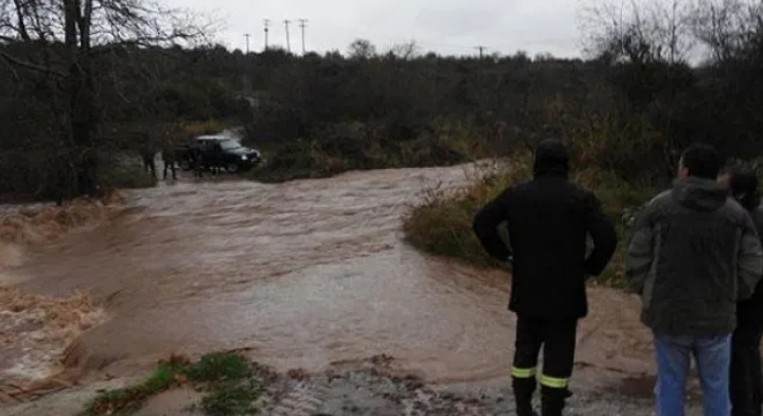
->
xmin=219 ymin=139 xmax=242 ymax=151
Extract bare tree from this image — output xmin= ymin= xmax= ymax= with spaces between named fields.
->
xmin=347 ymin=38 xmax=376 ymax=59
xmin=581 ymin=0 xmax=694 ymax=64
xmin=690 ymin=0 xmax=763 ymax=62
xmin=0 ymin=0 xmax=210 ymax=199
xmin=388 ymin=41 xmax=419 ymax=60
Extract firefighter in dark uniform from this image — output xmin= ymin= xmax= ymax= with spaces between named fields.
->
xmin=473 ymin=140 xmax=617 ymax=416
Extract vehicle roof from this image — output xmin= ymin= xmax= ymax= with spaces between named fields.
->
xmin=195 ymin=135 xmax=239 ymax=141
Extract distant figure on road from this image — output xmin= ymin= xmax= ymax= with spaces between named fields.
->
xmin=627 ymin=144 xmax=763 ymax=416
xmin=141 ymin=148 xmax=157 ymax=180
xmin=724 ymin=170 xmax=763 ymax=416
xmin=161 ymin=148 xmax=177 ymax=180
xmin=473 ymin=140 xmax=617 ymax=416
xmin=189 ymin=145 xmax=204 ymax=178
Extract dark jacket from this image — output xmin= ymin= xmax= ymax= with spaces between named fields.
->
xmin=738 ymin=205 xmax=763 ymax=323
xmin=473 ymin=166 xmax=617 ymax=319
xmin=626 ymin=178 xmax=763 ymax=337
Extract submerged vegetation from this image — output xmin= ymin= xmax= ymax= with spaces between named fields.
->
xmin=82 ymin=352 xmax=272 ymax=416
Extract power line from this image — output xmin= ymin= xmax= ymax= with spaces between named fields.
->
xmin=263 ymin=19 xmax=270 ymax=50
xmin=284 ymin=20 xmax=292 ymax=53
xmin=298 ymin=18 xmax=308 ymax=55
xmin=475 ymin=45 xmax=488 ymax=59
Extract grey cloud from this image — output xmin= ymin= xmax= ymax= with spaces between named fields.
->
xmin=415 ymin=8 xmax=505 ymax=36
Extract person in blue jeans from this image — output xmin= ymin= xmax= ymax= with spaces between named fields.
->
xmin=626 ymin=144 xmax=763 ymax=416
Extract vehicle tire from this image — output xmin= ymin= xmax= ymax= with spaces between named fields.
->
xmin=225 ymin=163 xmax=239 ymax=174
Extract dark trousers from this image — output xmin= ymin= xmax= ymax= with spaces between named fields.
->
xmin=731 ymin=320 xmax=763 ymax=416
xmin=513 ymin=315 xmax=578 ymax=384
xmin=512 ymin=315 xmax=578 ymax=416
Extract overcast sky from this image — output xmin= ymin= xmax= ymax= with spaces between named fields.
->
xmin=167 ymin=0 xmax=588 ymax=58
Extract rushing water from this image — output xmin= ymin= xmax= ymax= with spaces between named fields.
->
xmin=1 ymin=165 xmax=654 ymax=389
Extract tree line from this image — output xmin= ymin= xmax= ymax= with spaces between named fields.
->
xmin=1 ymin=0 xmax=761 ymax=200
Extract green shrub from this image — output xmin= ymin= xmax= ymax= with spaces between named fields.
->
xmin=403 ymin=155 xmax=657 ymax=287
xmin=186 ymin=352 xmax=253 ymax=384
xmin=199 ymin=384 xmax=262 ymax=416
xmin=82 ymin=352 xmax=267 ymax=416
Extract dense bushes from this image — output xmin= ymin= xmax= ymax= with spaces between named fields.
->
xmin=248 ymin=120 xmax=479 ymax=182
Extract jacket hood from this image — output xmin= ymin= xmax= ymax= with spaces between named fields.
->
xmin=533 ymin=140 xmax=569 ymax=177
xmin=672 ymin=177 xmax=729 ymax=212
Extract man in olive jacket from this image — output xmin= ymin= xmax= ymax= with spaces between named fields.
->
xmin=473 ymin=140 xmax=617 ymax=416
xmin=626 ymin=144 xmax=763 ymax=416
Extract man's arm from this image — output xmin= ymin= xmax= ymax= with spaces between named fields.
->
xmin=472 ymin=189 xmax=512 ymax=262
xmin=584 ymin=193 xmax=617 ymax=276
xmin=737 ymin=213 xmax=763 ymax=300
xmin=625 ymin=207 xmax=655 ymax=294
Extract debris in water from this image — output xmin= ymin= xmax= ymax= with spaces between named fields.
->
xmin=0 ymin=196 xmax=117 ymax=384
xmin=0 ymin=287 xmax=106 ymax=382
xmin=0 ymin=196 xmax=113 ymax=246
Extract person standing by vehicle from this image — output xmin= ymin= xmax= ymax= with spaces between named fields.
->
xmin=626 ymin=144 xmax=763 ymax=416
xmin=473 ymin=140 xmax=617 ymax=416
xmin=725 ymin=171 xmax=763 ymax=416
xmin=161 ymin=148 xmax=178 ymax=181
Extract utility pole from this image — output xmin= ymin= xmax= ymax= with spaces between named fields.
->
xmin=284 ymin=19 xmax=292 ymax=53
xmin=244 ymin=33 xmax=250 ymax=54
xmin=475 ymin=45 xmax=487 ymax=59
xmin=263 ymin=19 xmax=270 ymax=50
xmin=298 ymin=19 xmax=308 ymax=55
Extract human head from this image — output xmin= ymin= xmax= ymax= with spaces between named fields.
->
xmin=533 ymin=140 xmax=569 ymax=175
xmin=729 ymin=170 xmax=761 ymax=211
xmin=678 ymin=144 xmax=722 ymax=179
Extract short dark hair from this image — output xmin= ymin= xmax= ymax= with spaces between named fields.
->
xmin=681 ymin=144 xmax=723 ymax=179
xmin=533 ymin=139 xmax=569 ymax=173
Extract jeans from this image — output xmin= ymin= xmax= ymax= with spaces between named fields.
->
xmin=731 ymin=320 xmax=763 ymax=416
xmin=654 ymin=333 xmax=732 ymax=416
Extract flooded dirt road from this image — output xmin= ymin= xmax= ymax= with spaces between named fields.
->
xmin=2 ymin=165 xmax=654 ymax=390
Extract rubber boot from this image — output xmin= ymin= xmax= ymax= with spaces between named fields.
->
xmin=513 ymin=377 xmax=538 ymax=416
xmin=541 ymin=386 xmax=571 ymax=416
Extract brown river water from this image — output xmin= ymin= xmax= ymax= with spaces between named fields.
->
xmin=0 ymin=165 xmax=654 ymax=391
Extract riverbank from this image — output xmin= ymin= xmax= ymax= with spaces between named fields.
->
xmin=244 ymin=130 xmax=482 ymax=184
xmin=3 ymin=353 xmax=694 ymax=416
xmin=403 ymin=156 xmax=657 ymax=287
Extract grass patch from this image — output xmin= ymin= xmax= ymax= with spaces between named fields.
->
xmin=403 ymin=156 xmax=658 ymax=287
xmin=403 ymin=159 xmax=525 ymax=269
xmin=82 ymin=352 xmax=271 ymax=416
xmin=82 ymin=358 xmax=186 ymax=416
xmin=186 ymin=351 xmax=253 ymax=383
xmin=197 ymin=384 xmax=262 ymax=416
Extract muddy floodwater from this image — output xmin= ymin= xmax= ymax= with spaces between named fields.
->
xmin=1 ymin=165 xmax=654 ymax=390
